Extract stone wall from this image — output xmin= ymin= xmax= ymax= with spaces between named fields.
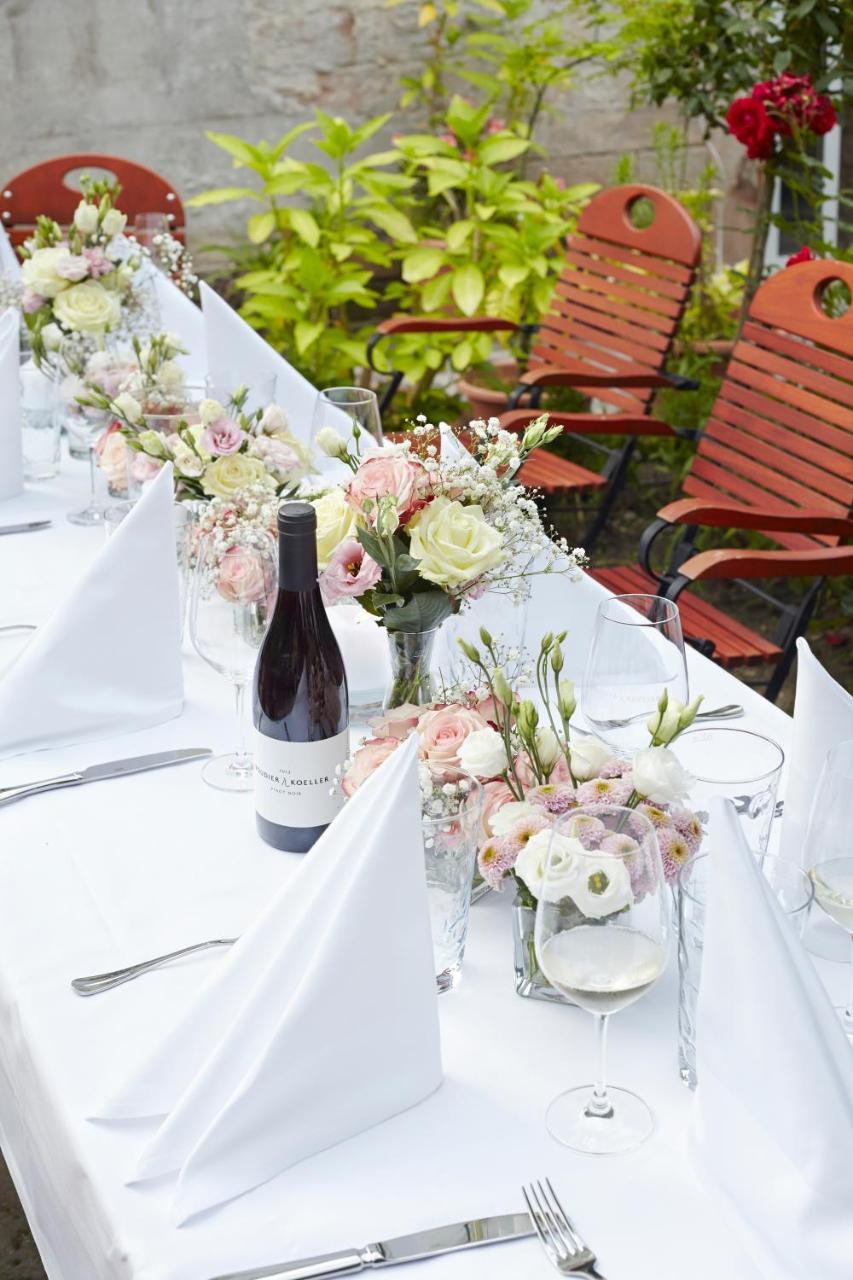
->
xmin=1 ymin=0 xmax=751 ymax=263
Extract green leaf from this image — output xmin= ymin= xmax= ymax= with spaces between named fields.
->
xmin=451 ymin=339 xmax=474 ymax=371
xmin=247 ymin=211 xmax=276 ymax=244
xmin=264 ymin=170 xmax=309 ymax=197
xmin=498 ymin=263 xmax=529 ymax=288
xmin=451 ymin=263 xmax=485 ymax=316
xmin=382 ymin=590 xmax=454 ymax=633
xmin=356 ymin=526 xmax=393 ymax=569
xmin=205 ymin=131 xmax=265 ymax=171
xmin=421 ymin=271 xmax=452 ymax=310
xmin=294 ymin=320 xmax=324 ymax=354
xmin=446 ymin=219 xmax=474 ymax=252
xmin=289 ymin=208 xmax=320 ymax=247
xmin=187 ymin=186 xmax=261 ymax=208
xmin=271 ymin=121 xmax=315 ymax=159
xmin=368 ymin=205 xmax=418 ymax=244
xmin=479 ymin=136 xmax=530 ymax=166
xmin=402 ymin=246 xmax=445 ymax=283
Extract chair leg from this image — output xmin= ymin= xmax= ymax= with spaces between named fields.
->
xmin=581 ymin=440 xmax=637 ymax=553
xmin=763 ymin=579 xmax=825 ymax=703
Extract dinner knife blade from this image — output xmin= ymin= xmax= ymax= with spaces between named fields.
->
xmin=80 ymin=748 xmax=212 ymax=782
xmin=210 ymin=1212 xmax=534 ymax=1280
xmin=0 ymin=519 xmax=52 ymax=536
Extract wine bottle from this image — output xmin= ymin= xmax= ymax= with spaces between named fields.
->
xmin=253 ymin=502 xmax=349 ymax=852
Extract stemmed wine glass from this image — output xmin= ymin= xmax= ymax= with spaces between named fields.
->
xmin=581 ymin=594 xmax=688 ymax=753
xmin=189 ymin=532 xmax=277 ymax=791
xmin=311 ymin=387 xmax=383 ymax=455
xmin=534 ymin=804 xmax=670 ymax=1154
xmin=806 ymin=739 xmax=853 ymax=1038
xmin=64 ymin=403 xmax=114 ymax=526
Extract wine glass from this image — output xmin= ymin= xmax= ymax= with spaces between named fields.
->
xmin=132 ymin=212 xmax=171 ymax=254
xmin=311 ymin=387 xmax=383 ymax=456
xmin=534 ymin=804 xmax=670 ymax=1154
xmin=805 ymin=739 xmax=853 ymax=1038
xmin=64 ymin=403 xmax=114 ymax=526
xmin=189 ymin=532 xmax=277 ymax=791
xmin=581 ymin=594 xmax=688 ymax=753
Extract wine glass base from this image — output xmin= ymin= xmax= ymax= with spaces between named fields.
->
xmin=546 ymin=1084 xmax=655 ymax=1156
xmin=202 ymin=753 xmax=253 ymax=792
xmin=67 ymin=506 xmax=107 ymax=527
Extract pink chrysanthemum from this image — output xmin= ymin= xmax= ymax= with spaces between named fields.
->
xmin=636 ymin=801 xmax=671 ymax=829
xmin=656 ymin=826 xmax=692 ymax=885
xmin=670 ymin=806 xmax=704 ymax=854
xmin=600 ymin=833 xmax=639 ymax=856
xmin=567 ymin=813 xmax=607 ymax=849
xmin=576 ymin=777 xmax=632 ymax=806
xmin=478 ymin=837 xmax=517 ymax=889
xmin=528 ymin=784 xmax=578 ymax=816
xmin=598 ymin=758 xmax=630 ymax=779
xmin=505 ymin=812 xmax=550 ymax=849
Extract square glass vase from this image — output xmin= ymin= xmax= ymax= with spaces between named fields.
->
xmin=512 ymin=894 xmax=576 ymax=1005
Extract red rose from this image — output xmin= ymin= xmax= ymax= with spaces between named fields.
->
xmin=809 ymin=95 xmax=837 ymax=136
xmin=785 ymin=246 xmax=818 ymax=268
xmin=726 ymin=95 xmax=776 ymax=158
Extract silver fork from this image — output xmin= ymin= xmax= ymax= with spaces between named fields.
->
xmin=522 ymin=1180 xmax=605 ymax=1277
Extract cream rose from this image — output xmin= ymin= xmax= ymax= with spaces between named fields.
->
xmin=515 ymin=829 xmax=583 ymax=904
xmin=53 ymin=280 xmax=121 ymax=333
xmin=458 ymin=727 xmax=509 ymax=780
xmin=632 ymin=746 xmax=692 ymax=805
xmin=21 ymin=247 xmax=72 ymax=299
xmin=101 ymin=208 xmax=127 ymax=238
xmin=569 ymin=735 xmax=614 ymax=782
xmin=201 ymin=453 xmax=269 ymax=498
xmin=73 ymin=200 xmax=99 ymax=234
xmin=408 ymin=497 xmax=505 ymax=589
xmin=416 ymin=704 xmax=487 ymax=766
xmin=313 ymin=487 xmax=358 ymax=569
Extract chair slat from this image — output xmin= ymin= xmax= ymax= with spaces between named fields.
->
xmin=564 ymin=249 xmax=687 ymax=301
xmin=571 ymin=233 xmax=695 ymax=284
xmin=554 ymin=282 xmax=675 ymax=334
xmin=733 ymin=338 xmax=853 ymax=410
xmin=536 ymin=301 xmax=670 ymax=354
xmin=554 ymin=271 xmax=683 ymax=320
xmin=741 ymin=321 xmax=853 ymax=385
xmin=714 ymin=397 xmax=853 ymax=470
xmin=702 ymin=419 xmax=851 ymax=506
xmin=725 ymin=359 xmax=853 ymax=431
xmin=718 ymin=379 xmax=853 ymax=450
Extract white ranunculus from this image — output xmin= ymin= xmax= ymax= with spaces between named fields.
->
xmin=569 ymin=854 xmax=632 ymax=918
xmin=515 ymin=829 xmax=583 ymax=903
xmin=21 ymin=247 xmax=72 ymax=299
xmin=535 ymin=726 xmax=562 ymax=771
xmin=199 ymin=398 xmax=225 ymax=427
xmin=490 ymin=800 xmax=538 ymax=837
xmin=407 ymin=496 xmax=505 ymax=589
xmin=315 ymin=426 xmax=348 ymax=458
xmin=260 ymin=404 xmax=289 ymax=435
xmin=113 ymin=392 xmax=143 ymax=425
xmin=73 ymin=200 xmax=99 ymax=235
xmin=458 ymin=727 xmax=509 ymax=780
xmin=632 ymin=746 xmax=692 ymax=805
xmin=569 ymin=735 xmax=613 ymax=781
xmin=52 ymin=280 xmax=121 ymax=333
xmin=101 ymin=208 xmax=127 ymax=237
xmin=41 ymin=323 xmax=62 ymax=351
xmin=156 ymin=359 xmax=184 ymax=392
xmin=312 ymin=487 xmax=357 ymax=569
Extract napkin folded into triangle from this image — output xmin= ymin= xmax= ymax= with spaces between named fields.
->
xmin=693 ymin=798 xmax=853 ymax=1280
xmin=0 ymin=224 xmax=20 ymax=278
xmin=0 ymin=463 xmax=183 ymax=758
xmin=153 ymin=274 xmax=206 ymax=382
xmin=0 ymin=308 xmax=23 ymax=500
xmin=96 ymin=733 xmax=442 ymax=1222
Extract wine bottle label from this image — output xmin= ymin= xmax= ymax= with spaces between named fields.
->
xmin=253 ymin=728 xmax=349 ymax=829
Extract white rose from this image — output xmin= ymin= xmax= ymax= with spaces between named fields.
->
xmin=113 ymin=392 xmax=143 ymax=425
xmin=41 ymin=322 xmax=62 ymax=351
xmin=569 ymin=735 xmax=613 ymax=781
xmin=199 ymin=398 xmax=225 ymax=427
xmin=312 ymin=487 xmax=357 ymax=569
xmin=458 ymin=727 xmax=508 ymax=780
xmin=569 ymin=854 xmax=632 ymax=919
xmin=515 ymin=829 xmax=583 ymax=903
xmin=53 ymin=280 xmax=121 ymax=333
xmin=260 ymin=404 xmax=288 ymax=434
xmin=491 ymin=800 xmax=538 ymax=837
xmin=407 ymin=496 xmax=505 ymax=589
xmin=632 ymin=746 xmax=692 ymax=805
xmin=21 ymin=247 xmax=72 ymax=299
xmin=315 ymin=426 xmax=348 ymax=459
xmin=535 ymin=726 xmax=562 ymax=771
xmin=156 ymin=359 xmax=184 ymax=392
xmin=101 ymin=208 xmax=127 ymax=237
xmin=73 ymin=201 xmax=99 ymax=235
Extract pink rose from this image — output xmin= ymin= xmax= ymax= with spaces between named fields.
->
xmin=96 ymin=426 xmax=128 ymax=489
xmin=251 ymin=434 xmax=300 ymax=478
xmin=319 ymin=537 xmax=382 ymax=605
xmin=345 ymin=454 xmax=431 ymax=525
xmin=368 ymin=703 xmax=423 ymax=740
xmin=342 ymin=736 xmax=400 ymax=797
xmin=200 ymin=418 xmax=246 ymax=456
xmin=417 ymin=704 xmax=487 ymax=766
xmin=21 ymin=287 xmax=44 ymax=313
xmin=82 ymin=246 xmax=112 ymax=278
xmin=480 ymin=779 xmax=516 ymax=839
xmin=216 ymin=545 xmax=270 ymax=605
xmin=56 ymin=253 xmax=89 ymax=281
xmin=514 ymin=751 xmax=572 ymax=788
xmin=129 ymin=452 xmax=164 ymax=484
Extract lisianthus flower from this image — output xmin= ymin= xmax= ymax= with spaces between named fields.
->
xmin=200 ymin=418 xmax=245 ymax=456
xmin=319 ymin=537 xmax=382 ymax=605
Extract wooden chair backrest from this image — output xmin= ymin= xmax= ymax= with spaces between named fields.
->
xmin=1 ymin=154 xmax=185 ymax=245
xmin=683 ymin=260 xmax=853 ymax=550
xmin=532 ymin=184 xmax=701 ymax=414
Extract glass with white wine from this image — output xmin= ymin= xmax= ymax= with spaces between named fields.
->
xmin=806 ymin=739 xmax=853 ymax=1039
xmin=534 ymin=805 xmax=670 ymax=1155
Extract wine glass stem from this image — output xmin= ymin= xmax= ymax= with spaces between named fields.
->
xmin=587 ymin=1014 xmax=614 ymax=1119
xmin=87 ymin=443 xmax=97 ymax=505
xmin=233 ymin=681 xmax=250 ymax=771
xmin=846 ymin=934 xmax=853 ymax=1023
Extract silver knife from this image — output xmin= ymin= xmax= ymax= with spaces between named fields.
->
xmin=0 ymin=520 xmax=52 ymax=536
xmin=209 ymin=1212 xmax=534 ymax=1280
xmin=0 ymin=748 xmax=212 ymax=807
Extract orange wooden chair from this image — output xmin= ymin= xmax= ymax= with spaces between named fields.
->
xmin=590 ymin=258 xmax=853 ymax=701
xmin=368 ymin=184 xmax=702 ymax=548
xmin=1 ymin=154 xmax=185 ymax=246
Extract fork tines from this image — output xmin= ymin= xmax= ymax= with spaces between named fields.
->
xmin=522 ymin=1179 xmax=595 ymax=1274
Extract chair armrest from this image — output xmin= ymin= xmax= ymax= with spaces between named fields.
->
xmin=519 ymin=363 xmax=674 ymax=391
xmin=656 ymin=499 xmax=853 ymax=539
xmin=374 ymin=315 xmax=518 ymax=338
xmin=660 ymin=370 xmax=700 ymax=392
xmin=674 ymin=544 xmax=853 ymax=584
xmin=499 ymin=409 xmax=675 ymax=439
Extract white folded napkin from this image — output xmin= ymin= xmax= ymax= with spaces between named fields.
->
xmin=153 ymin=274 xmax=207 ymax=382
xmin=0 ymin=224 xmax=21 ymax=279
xmin=779 ymin=638 xmax=853 ymax=865
xmin=693 ymin=798 xmax=853 ymax=1280
xmin=0 ymin=463 xmax=183 ymax=758
xmin=0 ymin=308 xmax=23 ymax=500
xmin=96 ymin=733 xmax=442 ymax=1222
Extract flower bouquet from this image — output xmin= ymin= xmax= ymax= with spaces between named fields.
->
xmin=311 ymin=416 xmax=587 ymax=708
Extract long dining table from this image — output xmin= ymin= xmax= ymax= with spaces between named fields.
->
xmin=0 ymin=441 xmax=845 ymax=1280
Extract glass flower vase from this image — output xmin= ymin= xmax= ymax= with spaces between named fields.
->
xmin=512 ymin=894 xmax=576 ymax=1005
xmin=384 ymin=627 xmax=440 ymax=710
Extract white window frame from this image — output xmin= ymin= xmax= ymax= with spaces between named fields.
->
xmin=765 ymin=84 xmax=843 ymax=267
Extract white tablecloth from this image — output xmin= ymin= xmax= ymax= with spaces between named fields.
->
xmin=0 ymin=457 xmax=844 ymax=1280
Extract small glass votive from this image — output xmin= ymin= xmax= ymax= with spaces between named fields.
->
xmin=104 ymin=501 xmax=194 ymax=634
xmin=677 ymin=851 xmax=813 ymax=1090
xmin=19 ymin=354 xmax=60 ymax=481
xmin=420 ymin=764 xmax=483 ymax=993
xmin=673 ymin=727 xmax=785 ymax=856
